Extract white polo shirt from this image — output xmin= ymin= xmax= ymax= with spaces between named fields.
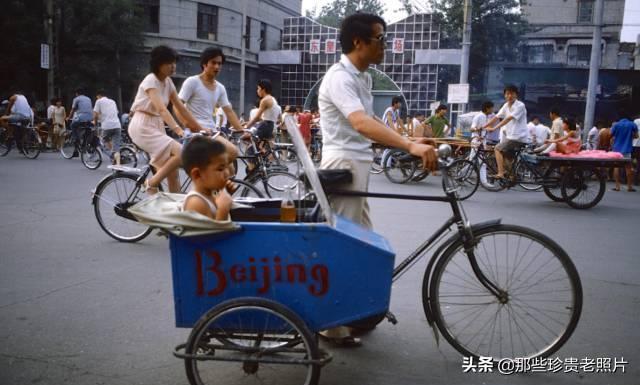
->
xmin=93 ymin=97 xmax=122 ymax=130
xmin=318 ymin=54 xmax=373 ymax=160
xmin=496 ymin=100 xmax=528 ymax=142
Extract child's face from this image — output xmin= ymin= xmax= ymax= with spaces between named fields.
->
xmin=198 ymin=154 xmax=230 ymax=190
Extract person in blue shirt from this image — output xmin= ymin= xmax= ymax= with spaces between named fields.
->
xmin=67 ymin=88 xmax=94 ymax=157
xmin=611 ymin=109 xmax=638 ymax=192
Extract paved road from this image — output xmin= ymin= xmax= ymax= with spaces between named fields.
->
xmin=1 ymin=151 xmax=638 ymax=385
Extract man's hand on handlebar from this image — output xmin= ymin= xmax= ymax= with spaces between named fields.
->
xmin=408 ymin=141 xmax=437 ymax=171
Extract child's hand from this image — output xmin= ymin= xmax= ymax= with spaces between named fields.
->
xmin=214 ymin=189 xmax=233 ymax=220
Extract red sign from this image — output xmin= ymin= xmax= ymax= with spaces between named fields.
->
xmin=392 ymin=38 xmax=404 ymax=54
xmin=325 ymin=39 xmax=336 ymax=54
xmin=310 ymin=39 xmax=320 ymax=54
xmin=194 ymin=250 xmax=329 ymax=296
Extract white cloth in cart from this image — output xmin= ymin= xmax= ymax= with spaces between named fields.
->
xmin=129 ymin=192 xmax=245 ymax=236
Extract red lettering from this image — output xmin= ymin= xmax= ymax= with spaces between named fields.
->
xmin=309 ymin=265 xmax=329 ymax=296
xmin=274 ymin=256 xmax=283 ymax=282
xmin=287 ymin=264 xmax=306 ymax=283
xmin=249 ymin=257 xmax=257 ymax=282
xmin=230 ymin=265 xmax=246 ymax=282
xmin=195 ymin=250 xmax=204 ymax=296
xmin=206 ymin=251 xmax=226 ymax=296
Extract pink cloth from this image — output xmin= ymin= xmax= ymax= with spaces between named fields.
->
xmin=548 ymin=150 xmax=624 ymax=159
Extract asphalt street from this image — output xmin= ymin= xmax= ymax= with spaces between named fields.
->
xmin=1 ymin=151 xmax=639 ymax=385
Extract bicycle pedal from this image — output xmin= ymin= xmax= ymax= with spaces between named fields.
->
xmin=385 ymin=311 xmax=398 ymax=325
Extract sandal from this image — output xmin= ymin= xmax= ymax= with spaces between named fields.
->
xmin=611 ymin=187 xmax=620 ymax=192
xmin=144 ymin=179 xmax=159 ymax=195
xmin=628 ymin=188 xmax=637 ymax=192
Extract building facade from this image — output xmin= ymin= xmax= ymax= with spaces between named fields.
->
xmin=486 ymin=0 xmax=639 ymax=121
xmin=269 ymin=14 xmax=449 ymax=117
xmin=129 ymin=0 xmax=301 ymax=114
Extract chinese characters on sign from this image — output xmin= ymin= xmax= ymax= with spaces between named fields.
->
xmin=462 ymin=356 xmax=628 ymax=375
xmin=40 ymin=44 xmax=50 ymax=69
xmin=392 ymin=38 xmax=404 ymax=54
xmin=309 ymin=39 xmax=320 ymax=54
xmin=325 ymin=39 xmax=336 ymax=54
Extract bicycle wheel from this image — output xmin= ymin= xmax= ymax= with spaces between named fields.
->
xmin=81 ymin=143 xmax=102 ymax=169
xmin=479 ymin=154 xmax=505 ymax=192
xmin=229 ymin=178 xmax=264 ymax=199
xmin=442 ymin=159 xmax=479 ymax=200
xmin=60 ymin=131 xmax=76 ymax=159
xmin=560 ymin=168 xmax=605 ymax=209
xmin=0 ymin=127 xmax=12 ymax=156
xmin=272 ymin=148 xmax=300 ymax=175
xmin=93 ymin=173 xmax=153 ymax=242
xmin=515 ymin=162 xmax=542 ymax=191
xmin=262 ymin=171 xmax=301 ymax=198
xmin=383 ymin=149 xmax=417 ymax=184
xmin=119 ymin=146 xmax=138 ymax=168
xmin=184 ymin=298 xmax=321 ymax=385
xmin=21 ymin=128 xmax=41 ymax=159
xmin=427 ymin=224 xmax=582 ymax=360
xmin=542 ymin=167 xmax=564 ymax=202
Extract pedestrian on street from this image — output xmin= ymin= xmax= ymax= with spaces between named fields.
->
xmin=611 ymin=110 xmax=638 ymax=192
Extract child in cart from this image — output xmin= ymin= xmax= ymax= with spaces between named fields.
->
xmin=535 ymin=118 xmax=581 ymax=155
xmin=181 ymin=136 xmax=233 ymax=220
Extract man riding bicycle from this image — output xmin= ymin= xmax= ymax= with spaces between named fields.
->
xmin=0 ymin=92 xmax=34 ymax=153
xmin=67 ymin=88 xmax=94 ymax=158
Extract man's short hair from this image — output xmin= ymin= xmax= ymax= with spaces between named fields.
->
xmin=339 ymin=13 xmax=387 ymax=54
xmin=435 ymin=104 xmax=448 ymax=113
xmin=182 ymin=136 xmax=226 ymax=175
xmin=481 ymin=101 xmax=494 ymax=112
xmin=618 ymin=108 xmax=630 ymax=120
xmin=150 ymin=45 xmax=178 ymax=76
xmin=96 ymin=89 xmax=106 ymax=97
xmin=200 ymin=47 xmax=225 ymax=69
xmin=503 ymin=84 xmax=519 ymax=95
xmin=550 ymin=106 xmax=560 ymax=116
xmin=391 ymin=96 xmax=402 ymax=106
xmin=75 ymin=88 xmax=84 ymax=95
xmin=531 ymin=116 xmax=539 ymax=121
xmin=257 ymin=79 xmax=272 ymax=94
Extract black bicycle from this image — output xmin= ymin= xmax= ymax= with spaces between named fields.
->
xmin=0 ymin=119 xmax=41 ymax=159
xmin=92 ymin=165 xmax=264 ymax=242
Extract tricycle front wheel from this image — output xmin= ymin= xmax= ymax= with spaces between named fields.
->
xmin=184 ymin=297 xmax=322 ymax=385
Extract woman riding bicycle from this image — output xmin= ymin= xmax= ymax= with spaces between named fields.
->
xmin=128 ymin=45 xmax=207 ymax=193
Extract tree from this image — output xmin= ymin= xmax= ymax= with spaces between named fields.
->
xmin=58 ymin=0 xmax=144 ymax=110
xmin=430 ymin=0 xmax=528 ymax=99
xmin=306 ymin=0 xmax=387 ymax=28
xmin=0 ymin=1 xmax=46 ymax=107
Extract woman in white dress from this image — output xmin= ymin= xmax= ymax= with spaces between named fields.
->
xmin=128 ymin=45 xmax=206 ymax=193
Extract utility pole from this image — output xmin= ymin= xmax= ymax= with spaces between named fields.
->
xmin=45 ymin=0 xmax=55 ymax=102
xmin=583 ymin=0 xmax=604 ymax=136
xmin=458 ymin=0 xmax=472 ymax=115
xmin=239 ymin=0 xmax=248 ymax=116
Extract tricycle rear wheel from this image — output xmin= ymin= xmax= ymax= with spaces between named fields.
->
xmin=560 ymin=168 xmax=605 ymax=209
xmin=184 ymin=297 xmax=321 ymax=385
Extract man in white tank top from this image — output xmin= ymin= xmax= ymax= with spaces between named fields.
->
xmin=1 ymin=93 xmax=32 ymax=127
xmin=243 ymin=79 xmax=280 ymax=140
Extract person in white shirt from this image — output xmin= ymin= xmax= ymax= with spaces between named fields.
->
xmin=483 ymin=84 xmax=528 ymax=179
xmin=93 ymin=90 xmax=122 ymax=164
xmin=587 ymin=122 xmax=600 ymax=150
xmin=0 ymin=93 xmax=33 ymax=153
xmin=46 ymin=98 xmax=56 ymax=148
xmin=411 ymin=112 xmax=426 ymax=137
xmin=382 ymin=96 xmax=404 ymax=134
xmin=527 ymin=116 xmax=551 ymax=146
xmin=470 ymin=101 xmax=495 ymax=145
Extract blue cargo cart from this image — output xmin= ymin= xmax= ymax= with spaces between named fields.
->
xmin=158 ymin=117 xmax=584 ymax=385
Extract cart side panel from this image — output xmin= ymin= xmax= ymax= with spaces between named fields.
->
xmin=169 ymin=217 xmax=395 ymax=332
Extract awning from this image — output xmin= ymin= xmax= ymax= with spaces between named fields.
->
xmin=566 ymin=38 xmax=605 ymax=46
xmin=524 ymin=39 xmax=556 ymax=47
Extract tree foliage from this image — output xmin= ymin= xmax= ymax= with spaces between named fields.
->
xmin=306 ymin=0 xmax=387 ymax=28
xmin=0 ymin=0 xmax=143 ymax=110
xmin=58 ymin=0 xmax=144 ymax=108
xmin=431 ymin=0 xmax=528 ymax=96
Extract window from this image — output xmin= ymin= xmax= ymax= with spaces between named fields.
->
xmin=245 ymin=17 xmax=251 ymax=50
xmin=524 ymin=45 xmax=553 ymax=64
xmin=578 ymin=0 xmax=594 ymax=23
xmin=197 ymin=3 xmax=218 ymax=40
xmin=260 ymin=23 xmax=267 ymax=50
xmin=567 ymin=45 xmax=591 ymax=66
xmin=137 ymin=0 xmax=159 ymax=33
